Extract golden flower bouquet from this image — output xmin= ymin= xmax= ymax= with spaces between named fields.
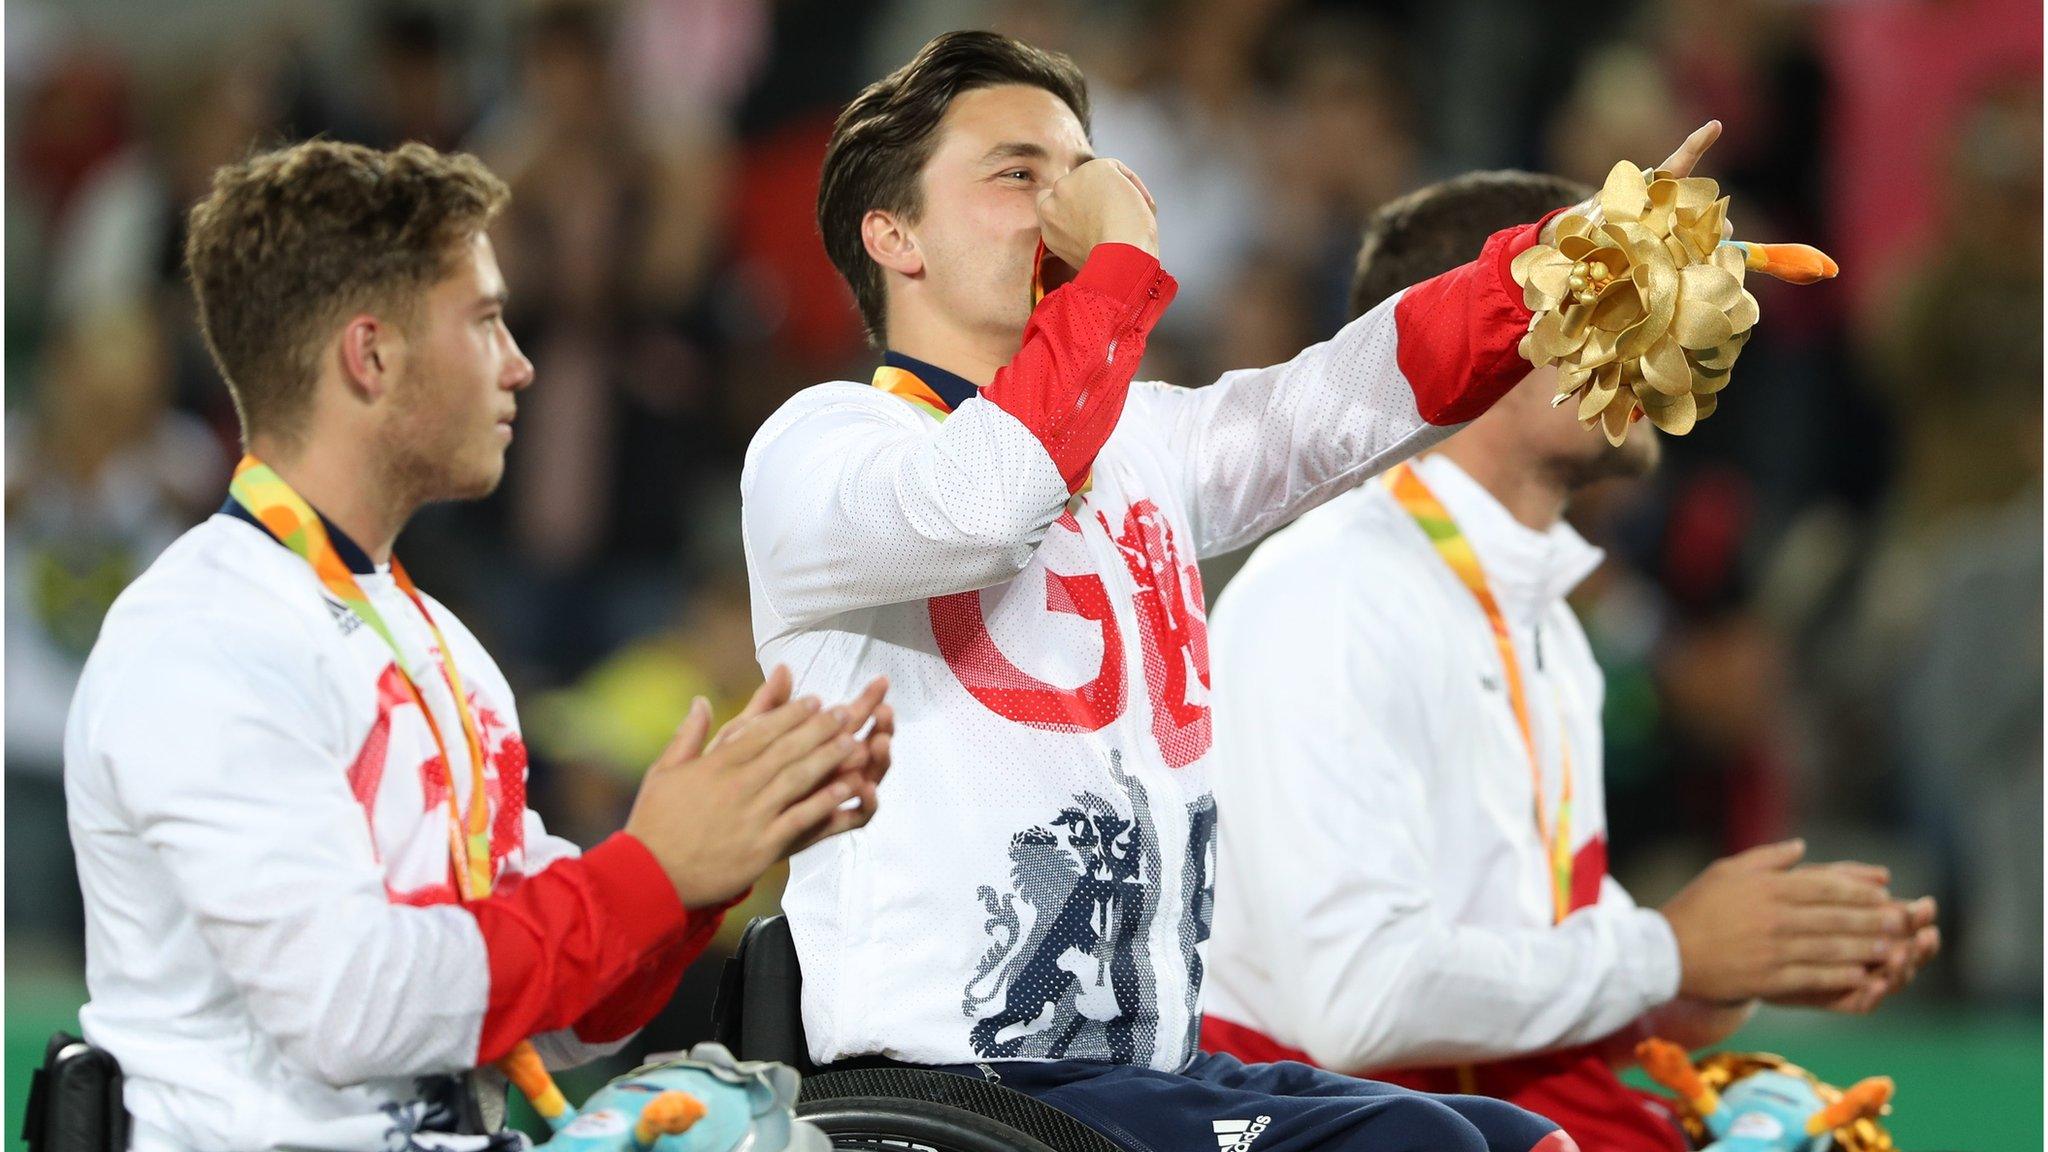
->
xmin=1511 ymin=160 xmax=1839 ymax=444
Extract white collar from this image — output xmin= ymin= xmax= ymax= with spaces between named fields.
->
xmin=1409 ymin=454 xmax=1605 ymax=625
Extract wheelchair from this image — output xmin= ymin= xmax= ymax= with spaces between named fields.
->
xmin=709 ymin=916 xmax=1124 ymax=1152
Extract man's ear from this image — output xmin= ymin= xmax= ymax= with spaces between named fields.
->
xmin=336 ymin=313 xmax=403 ymax=404
xmin=861 ymin=208 xmax=923 ymax=278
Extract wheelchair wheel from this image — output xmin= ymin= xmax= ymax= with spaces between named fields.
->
xmin=799 ymin=1096 xmax=1057 ymax=1152
xmin=797 ymin=1068 xmax=1124 ymax=1152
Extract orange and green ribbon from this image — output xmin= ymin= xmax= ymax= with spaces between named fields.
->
xmin=1388 ymin=462 xmax=1575 ymax=924
xmin=228 ymin=457 xmax=494 ymax=903
xmin=872 ymin=364 xmax=954 ymax=421
xmin=230 ymin=457 xmax=573 ymax=1120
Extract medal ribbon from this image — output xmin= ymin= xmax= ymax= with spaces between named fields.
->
xmin=229 ymin=457 xmax=495 ymax=902
xmin=1388 ymin=462 xmax=1575 ymax=924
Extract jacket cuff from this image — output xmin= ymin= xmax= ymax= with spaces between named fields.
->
xmin=583 ymin=832 xmax=691 ymax=948
xmin=1625 ymin=907 xmax=1686 ymax=1008
xmin=1073 ymin=242 xmax=1173 ymax=309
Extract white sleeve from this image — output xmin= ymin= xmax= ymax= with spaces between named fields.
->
xmin=89 ymin=610 xmax=493 ymax=1087
xmin=1216 ymin=574 xmax=1681 ymax=1072
xmin=1136 ymin=220 xmax=1541 ymax=559
xmin=742 ymin=389 xmax=1071 ymax=627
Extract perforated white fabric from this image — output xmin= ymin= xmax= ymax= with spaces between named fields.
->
xmin=739 ymin=287 xmax=1472 ymax=1071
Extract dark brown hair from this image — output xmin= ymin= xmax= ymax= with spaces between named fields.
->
xmin=1349 ymin=170 xmax=1591 ymax=319
xmin=184 ymin=139 xmax=509 ymax=445
xmin=818 ymin=30 xmax=1090 ymax=345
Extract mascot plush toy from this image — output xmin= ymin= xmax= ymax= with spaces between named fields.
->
xmin=498 ymin=1042 xmax=827 ymax=1152
xmin=1636 ymin=1038 xmax=1896 ymax=1152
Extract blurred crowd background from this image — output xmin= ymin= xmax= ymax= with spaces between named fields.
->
xmin=4 ymin=0 xmax=2041 ymax=1144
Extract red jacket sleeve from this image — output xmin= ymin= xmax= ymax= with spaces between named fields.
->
xmin=1390 ymin=212 xmax=1559 ymax=426
xmin=466 ymin=833 xmax=703 ymax=1063
xmin=981 ymin=242 xmax=1178 ymax=493
xmin=567 ymin=891 xmax=738 ymax=1045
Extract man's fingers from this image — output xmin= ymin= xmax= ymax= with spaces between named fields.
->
xmin=1904 ymin=895 xmax=1939 ymax=930
xmin=836 ymin=677 xmax=889 ymax=737
xmin=655 ymin=697 xmax=714 ymax=770
xmin=1728 ymin=838 xmax=1807 ymax=872
xmin=1778 ymin=868 xmax=1892 ymax=907
xmin=864 ymin=724 xmax=893 ymax=786
xmin=1112 ymin=160 xmax=1157 ymax=212
xmin=1813 ymin=861 xmax=1891 ymax=888
xmin=1660 ymin=119 xmax=1722 ymax=178
xmin=1909 ymin=925 xmax=1941 ymax=968
xmin=716 ymin=696 xmax=823 ymax=760
xmin=763 ymin=722 xmax=861 ymax=808
xmin=1768 ymin=963 xmax=1871 ymax=997
xmin=753 ymin=705 xmax=847 ymax=783
xmin=1780 ymin=904 xmax=1903 ymax=937
xmin=773 ymin=776 xmax=866 ymax=851
xmin=712 ymin=666 xmax=794 ymax=750
xmin=1780 ymin=934 xmax=1892 ymax=966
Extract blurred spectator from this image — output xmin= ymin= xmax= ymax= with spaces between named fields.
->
xmin=5 ymin=304 xmax=226 ymax=949
xmin=470 ymin=0 xmax=732 ymax=680
xmin=1850 ymin=76 xmax=2044 ymax=1004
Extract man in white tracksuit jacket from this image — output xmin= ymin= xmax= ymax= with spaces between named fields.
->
xmin=741 ymin=30 xmax=1729 ymax=1152
xmin=1199 ymin=171 xmax=1941 ymax=1152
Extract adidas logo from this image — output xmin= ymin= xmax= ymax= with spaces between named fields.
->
xmin=1212 ymin=1115 xmax=1271 ymax=1152
xmin=324 ymin=597 xmax=364 ymax=637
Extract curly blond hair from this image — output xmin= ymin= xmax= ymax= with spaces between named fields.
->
xmin=185 ymin=139 xmax=509 ymax=445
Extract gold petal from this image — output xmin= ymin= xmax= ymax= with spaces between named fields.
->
xmin=1602 ymin=222 xmax=1664 ymax=267
xmin=1577 ymin=363 xmax=1621 ymax=421
xmin=1600 ymin=392 xmax=1634 ymax=445
xmin=1677 ymin=198 xmax=1728 ymax=262
xmin=1673 ymin=177 xmax=1719 ymax=214
xmin=1693 ymin=391 xmax=1718 ymax=420
xmin=1599 ymin=160 xmax=1649 ymax=223
xmin=1641 ymin=334 xmax=1692 ymax=396
xmin=1559 ymin=301 xmax=1594 ymax=340
xmin=1643 ymin=179 xmax=1680 ymax=237
xmin=1712 ymin=241 xmax=1747 ymax=280
xmin=1679 ymin=264 xmax=1742 ymax=311
xmin=1591 ymin=283 xmax=1646 ymax=332
xmin=1526 ymin=309 xmax=1588 ymax=361
xmin=1510 ymin=243 xmax=1550 ymax=284
xmin=1692 ymin=341 xmax=1740 ymax=372
xmin=1559 ymin=235 xmax=1600 ymax=262
xmin=1727 ymin=288 xmax=1760 ymax=333
xmin=1579 ymin=325 xmax=1620 ymax=368
xmin=1555 ymin=213 xmax=1594 ymax=239
xmin=1615 ymin=260 xmax=1678 ymax=361
xmin=1673 ymin=296 xmax=1735 ymax=349
xmin=1529 ymin=257 xmax=1575 ymax=301
xmin=1638 ymin=385 xmax=1697 ymax=435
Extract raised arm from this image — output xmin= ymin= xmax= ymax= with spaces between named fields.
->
xmin=743 ymin=241 xmax=1175 ymax=627
xmin=1140 ymin=216 xmax=1549 ymax=559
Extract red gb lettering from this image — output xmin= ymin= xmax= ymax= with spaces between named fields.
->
xmin=929 ymin=537 xmax=1127 ymax=732
xmin=1100 ymin=500 xmax=1211 ymax=768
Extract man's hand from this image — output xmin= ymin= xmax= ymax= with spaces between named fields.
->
xmin=1659 ymin=839 xmax=1910 ymax=1004
xmin=1774 ymin=893 xmax=1940 ymax=1014
xmin=1542 ymin=119 xmax=1724 ymax=246
xmin=1036 ymin=158 xmax=1159 ymax=268
xmin=624 ymin=668 xmax=892 ymax=909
